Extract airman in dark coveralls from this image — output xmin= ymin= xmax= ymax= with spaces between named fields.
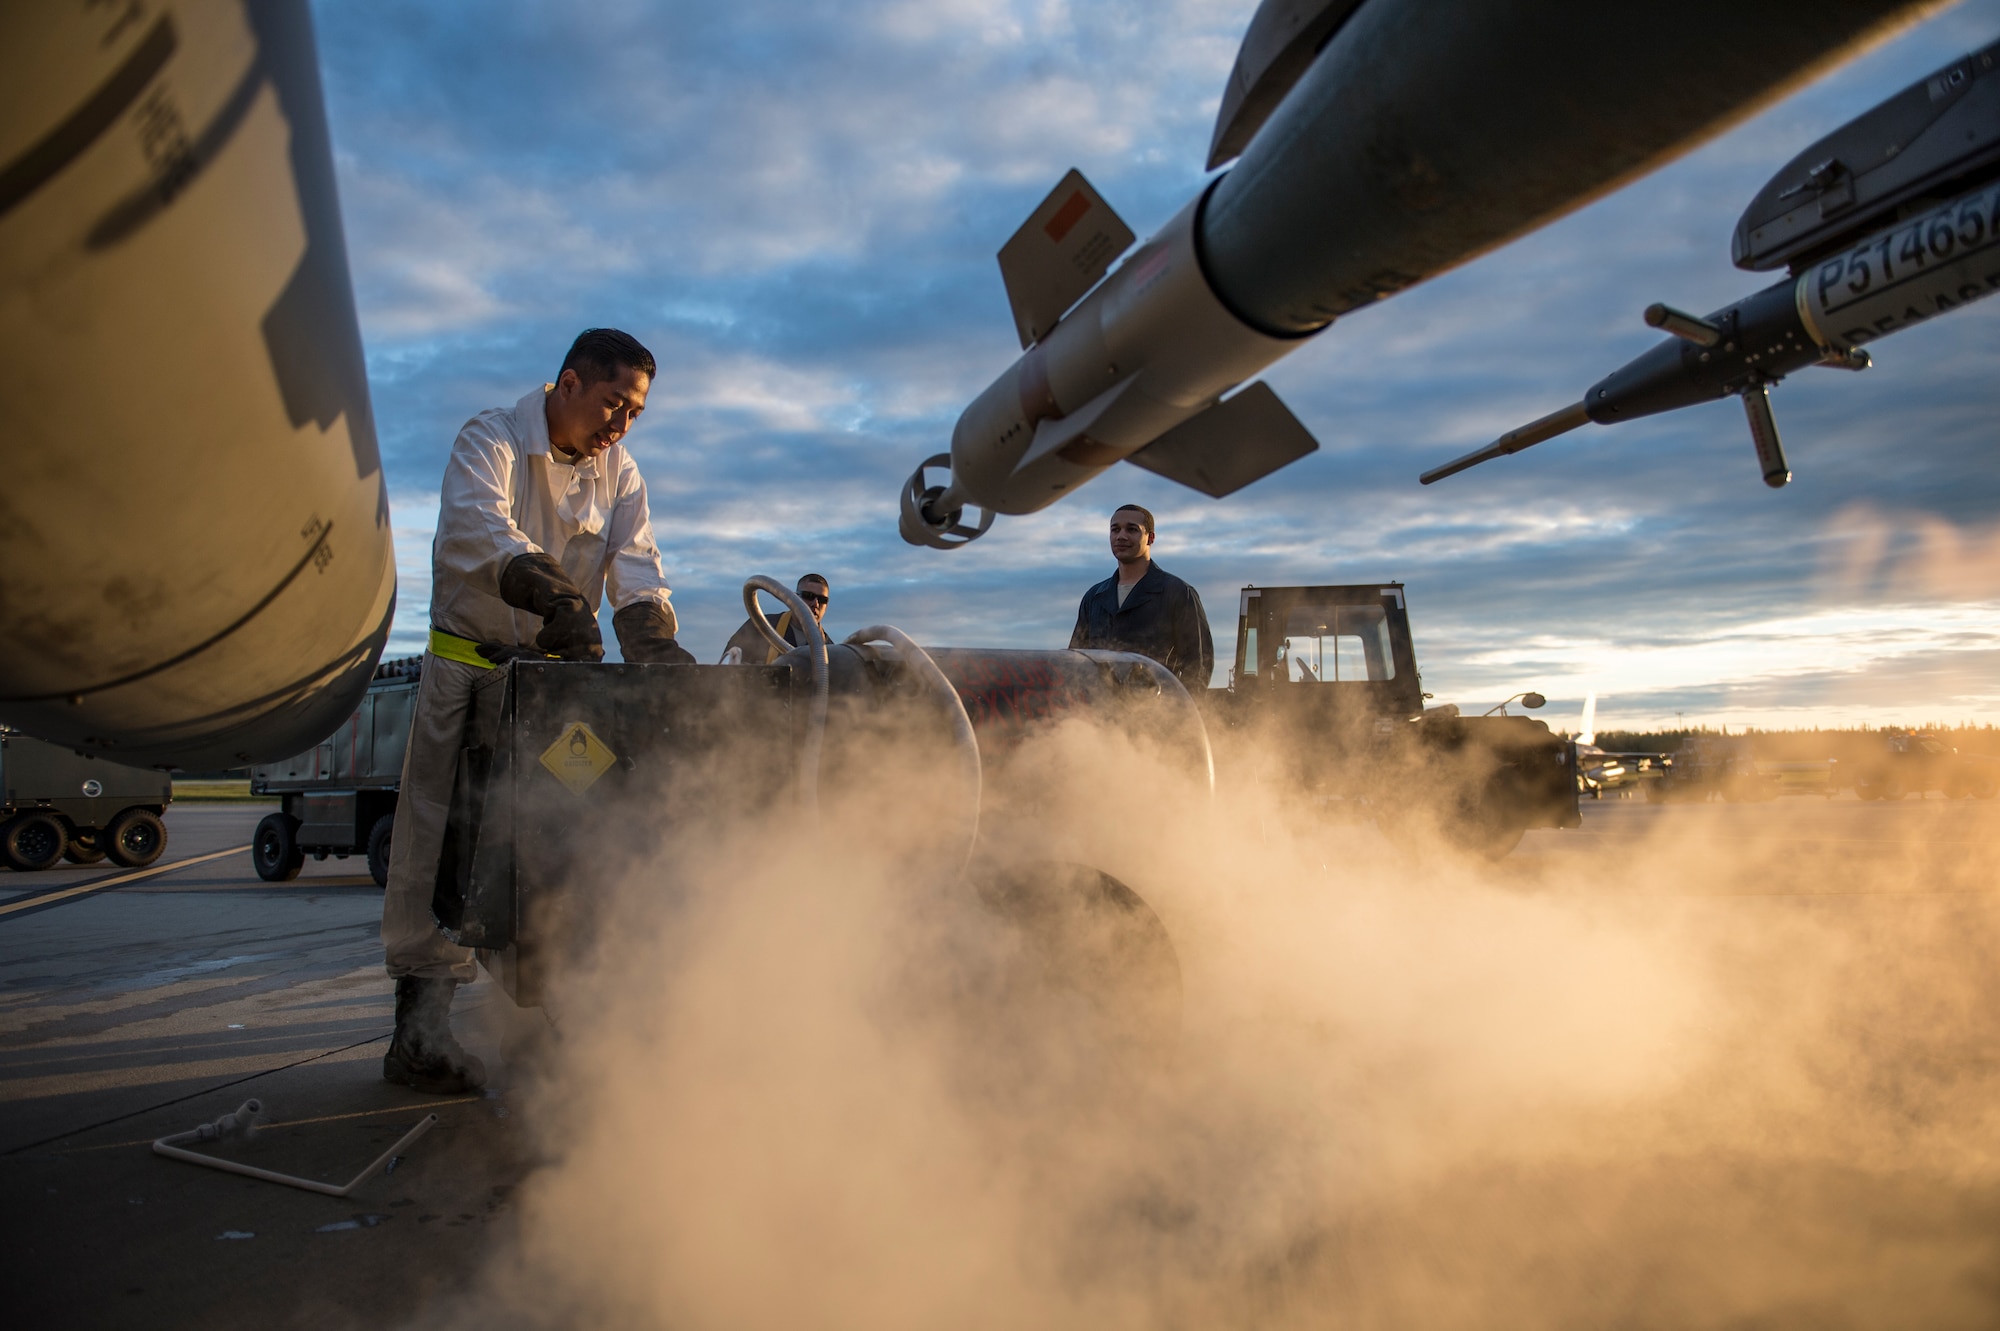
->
xmin=1068 ymin=504 xmax=1213 ymax=694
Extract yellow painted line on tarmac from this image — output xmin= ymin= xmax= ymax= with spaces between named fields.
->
xmin=0 ymin=844 xmax=250 ymax=918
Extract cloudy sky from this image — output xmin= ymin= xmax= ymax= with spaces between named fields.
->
xmin=312 ymin=0 xmax=2000 ymax=733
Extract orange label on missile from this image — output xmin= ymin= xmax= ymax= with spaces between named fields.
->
xmin=1044 ymin=190 xmax=1091 ymax=243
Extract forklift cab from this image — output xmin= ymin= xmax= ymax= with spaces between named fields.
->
xmin=1232 ymin=584 xmax=1424 ymax=720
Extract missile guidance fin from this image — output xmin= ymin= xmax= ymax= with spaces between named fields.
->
xmin=1124 ymin=382 xmax=1319 ymax=498
xmin=997 ymin=169 xmax=1134 ymax=348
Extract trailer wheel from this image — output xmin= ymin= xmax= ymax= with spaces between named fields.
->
xmin=365 ymin=814 xmax=394 ymax=889
xmin=252 ymin=812 xmax=304 ymax=882
xmin=966 ymin=862 xmax=1182 ymax=1082
xmin=63 ymin=829 xmax=108 ymax=865
xmin=104 ymin=808 xmax=166 ymax=868
xmin=2 ymin=812 xmax=68 ymax=872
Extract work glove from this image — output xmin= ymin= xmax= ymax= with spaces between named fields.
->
xmin=613 ymin=601 xmax=697 ymax=665
xmin=498 ymin=552 xmax=604 ymax=662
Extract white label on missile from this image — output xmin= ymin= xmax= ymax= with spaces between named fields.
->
xmin=1799 ymin=182 xmax=2000 ymax=348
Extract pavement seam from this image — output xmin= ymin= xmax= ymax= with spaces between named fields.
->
xmin=0 ymin=1027 xmax=392 ymax=1157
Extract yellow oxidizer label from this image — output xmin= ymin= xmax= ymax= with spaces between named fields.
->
xmin=539 ymin=722 xmax=617 ymax=795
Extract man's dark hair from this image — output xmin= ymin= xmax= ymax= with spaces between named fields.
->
xmin=797 ymin=573 xmax=830 ymax=592
xmin=562 ymin=328 xmax=656 ymax=386
xmin=1112 ymin=503 xmax=1155 ymax=537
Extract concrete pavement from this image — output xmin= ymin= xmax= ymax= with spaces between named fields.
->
xmin=0 ymin=805 xmax=531 ymax=1330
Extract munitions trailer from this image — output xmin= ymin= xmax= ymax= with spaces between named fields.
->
xmin=248 ymin=658 xmax=422 ymax=886
xmin=0 ymin=731 xmax=172 ymax=872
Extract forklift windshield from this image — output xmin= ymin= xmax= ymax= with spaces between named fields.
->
xmin=1272 ymin=604 xmax=1396 ymax=682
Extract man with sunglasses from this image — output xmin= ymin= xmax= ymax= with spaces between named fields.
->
xmin=722 ymin=573 xmax=833 ymax=663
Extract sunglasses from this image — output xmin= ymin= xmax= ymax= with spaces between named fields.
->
xmin=799 ymin=592 xmax=828 ymax=606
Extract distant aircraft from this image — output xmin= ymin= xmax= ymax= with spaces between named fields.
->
xmin=901 ymin=0 xmax=1934 ymax=547
xmin=1568 ymin=694 xmax=1670 ymax=798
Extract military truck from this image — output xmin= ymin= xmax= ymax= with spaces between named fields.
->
xmin=247 ymin=658 xmax=422 ymax=886
xmin=1854 ymin=731 xmax=1998 ymax=801
xmin=0 ymin=731 xmax=172 ymax=872
xmin=1202 ymin=583 xmax=1579 ymax=857
xmin=1651 ymin=737 xmax=1836 ymax=801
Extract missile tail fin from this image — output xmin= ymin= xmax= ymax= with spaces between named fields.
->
xmin=1124 ymin=381 xmax=1318 ymax=498
xmin=997 ymin=169 xmax=1134 ymax=348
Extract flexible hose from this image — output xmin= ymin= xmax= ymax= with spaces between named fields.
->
xmin=743 ymin=576 xmax=829 ymax=818
xmin=1073 ymin=650 xmax=1216 ymax=795
xmin=845 ymin=625 xmax=983 ymax=877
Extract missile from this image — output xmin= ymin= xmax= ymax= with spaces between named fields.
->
xmin=901 ymin=0 xmax=1933 ymax=548
xmin=0 ymin=1 xmax=394 ymax=768
xmin=1424 ymin=37 xmax=2000 ymax=490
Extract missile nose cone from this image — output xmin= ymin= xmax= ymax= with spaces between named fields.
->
xmin=899 ymin=454 xmax=995 ymax=549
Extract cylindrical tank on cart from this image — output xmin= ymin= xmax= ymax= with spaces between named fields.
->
xmin=779 ymin=643 xmax=1215 ymax=817
xmin=0 ymin=0 xmax=394 ymax=769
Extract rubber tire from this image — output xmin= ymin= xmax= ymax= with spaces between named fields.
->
xmin=104 ymin=808 xmax=166 ymax=868
xmin=252 ymin=812 xmax=304 ymax=882
xmin=365 ymin=813 xmax=394 ymax=889
xmin=970 ymin=862 xmax=1183 ymax=1078
xmin=2 ymin=813 xmax=68 ymax=872
xmin=63 ymin=829 xmax=109 ymax=865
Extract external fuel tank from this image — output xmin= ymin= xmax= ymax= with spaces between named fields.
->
xmin=0 ymin=0 xmax=393 ymax=769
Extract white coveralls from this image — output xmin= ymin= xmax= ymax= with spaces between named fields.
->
xmin=382 ymin=386 xmax=676 ymax=980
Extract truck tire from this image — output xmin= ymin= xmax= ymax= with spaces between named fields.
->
xmin=63 ymin=829 xmax=108 ymax=865
xmin=365 ymin=813 xmax=394 ymax=889
xmin=252 ymin=812 xmax=304 ymax=882
xmin=104 ymin=808 xmax=166 ymax=868
xmin=1445 ymin=775 xmax=1528 ymax=861
xmin=1455 ymin=820 xmax=1526 ymax=860
xmin=2 ymin=812 xmax=67 ymax=872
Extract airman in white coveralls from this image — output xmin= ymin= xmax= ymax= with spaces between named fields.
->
xmin=381 ymin=328 xmax=691 ymax=1094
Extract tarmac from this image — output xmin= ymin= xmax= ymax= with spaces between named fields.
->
xmin=0 ymin=804 xmax=531 ymax=1330
xmin=1 ymin=793 xmax=1996 ymax=1328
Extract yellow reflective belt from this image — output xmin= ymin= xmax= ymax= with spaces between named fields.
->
xmin=428 ymin=628 xmax=496 ymax=670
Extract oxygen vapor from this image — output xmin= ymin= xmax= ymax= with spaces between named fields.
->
xmin=421 ymin=715 xmax=2000 ymax=1330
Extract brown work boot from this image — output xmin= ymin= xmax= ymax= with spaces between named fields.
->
xmin=383 ymin=976 xmax=487 ymax=1094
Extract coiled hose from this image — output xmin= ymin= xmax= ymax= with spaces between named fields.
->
xmin=743 ymin=577 xmax=829 ymax=817
xmin=741 ymin=581 xmax=982 ymax=875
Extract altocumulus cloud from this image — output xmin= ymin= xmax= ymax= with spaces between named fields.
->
xmin=315 ymin=0 xmax=2000 ymax=729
